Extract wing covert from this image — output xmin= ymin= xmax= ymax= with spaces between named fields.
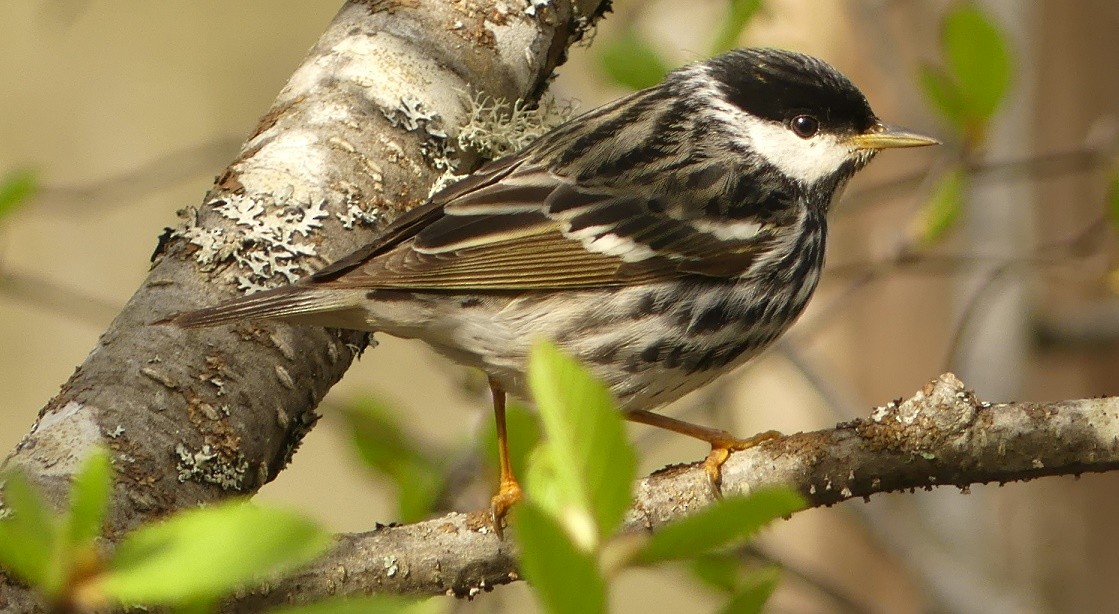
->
xmin=314 ymin=160 xmax=774 ymax=291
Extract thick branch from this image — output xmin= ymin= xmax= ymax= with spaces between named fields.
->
xmin=0 ymin=1 xmax=607 ymax=610
xmin=229 ymin=374 xmax=1119 ymax=610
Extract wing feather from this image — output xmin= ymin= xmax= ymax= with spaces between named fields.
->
xmin=312 ymin=158 xmax=772 ymax=292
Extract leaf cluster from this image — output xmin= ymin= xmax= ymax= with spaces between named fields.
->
xmin=512 ymin=342 xmax=804 ymax=614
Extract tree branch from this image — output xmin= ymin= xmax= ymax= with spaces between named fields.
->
xmin=5 ymin=2 xmax=1118 ymax=612
xmin=226 ymin=373 xmax=1119 ymax=609
xmin=0 ymin=1 xmax=608 ymax=610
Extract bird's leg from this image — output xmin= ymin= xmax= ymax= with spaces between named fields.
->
xmin=489 ymin=378 xmax=522 ymax=535
xmin=625 ymin=409 xmax=781 ymax=490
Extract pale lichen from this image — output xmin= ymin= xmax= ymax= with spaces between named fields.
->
xmin=381 ymin=96 xmax=461 ymax=190
xmin=524 ymin=0 xmax=551 ymax=17
xmin=337 ymin=203 xmax=381 ymax=229
xmin=175 ymin=443 xmax=249 ymax=490
xmin=456 ymin=91 xmax=573 ymax=160
xmin=176 ymin=192 xmax=329 ymax=293
xmin=333 ymin=181 xmax=381 ymax=231
xmin=428 ymin=92 xmax=573 ymax=196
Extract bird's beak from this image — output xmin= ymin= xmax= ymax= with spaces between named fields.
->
xmin=848 ymin=121 xmax=940 ymax=150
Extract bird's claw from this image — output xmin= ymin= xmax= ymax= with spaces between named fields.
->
xmin=489 ymin=478 xmax=523 ymax=538
xmin=702 ymin=429 xmax=783 ymax=495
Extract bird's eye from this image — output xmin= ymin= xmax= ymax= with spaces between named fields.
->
xmin=789 ymin=115 xmax=819 ymax=138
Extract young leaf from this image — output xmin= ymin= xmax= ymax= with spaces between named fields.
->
xmin=343 ymin=397 xmax=445 ymax=523
xmin=917 ymin=65 xmax=967 ymax=133
xmin=635 ymin=488 xmax=804 ymax=565
xmin=599 ymin=27 xmax=669 ymax=91
xmin=66 ymin=449 xmax=112 ymax=550
xmin=690 ymin=553 xmax=742 ymax=594
xmin=911 ymin=165 xmax=966 ymax=246
xmin=710 ymin=0 xmax=764 ymax=54
xmin=942 ymin=4 xmax=1012 ymax=124
xmin=0 ymin=169 xmax=38 ymax=221
xmin=0 ymin=470 xmax=57 ymax=590
xmin=514 ymin=501 xmax=607 ymax=614
xmin=717 ymin=566 xmax=781 ymax=614
xmin=527 ymin=341 xmax=636 ymax=543
xmin=393 ymin=462 xmax=444 ymax=524
xmin=95 ymin=500 xmax=330 ymax=606
xmin=523 ymin=442 xmax=568 ymax=525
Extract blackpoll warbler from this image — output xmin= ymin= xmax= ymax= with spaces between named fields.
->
xmin=171 ymin=48 xmax=937 ymax=527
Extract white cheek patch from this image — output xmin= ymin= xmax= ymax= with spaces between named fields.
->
xmin=742 ymin=119 xmax=853 ymax=186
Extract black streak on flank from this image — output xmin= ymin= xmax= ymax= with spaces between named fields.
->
xmin=689 ymin=300 xmax=734 ymax=334
xmin=664 ymin=345 xmax=684 ymax=369
xmin=640 ymin=341 xmax=663 ymax=363
xmin=684 ymin=340 xmax=756 ymax=374
xmin=631 ymin=291 xmax=670 ymax=318
xmin=590 ymin=342 xmax=622 ymax=365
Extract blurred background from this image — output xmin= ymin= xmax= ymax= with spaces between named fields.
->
xmin=2 ymin=1 xmax=1118 ymax=612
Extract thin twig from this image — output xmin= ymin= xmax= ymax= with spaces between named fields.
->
xmin=0 ymin=269 xmax=119 ymax=325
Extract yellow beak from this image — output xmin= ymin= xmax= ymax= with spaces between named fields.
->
xmin=848 ymin=121 xmax=940 ymax=150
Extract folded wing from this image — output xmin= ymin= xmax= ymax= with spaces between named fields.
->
xmin=316 ymin=158 xmax=772 ymax=291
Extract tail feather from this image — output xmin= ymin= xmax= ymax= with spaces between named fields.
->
xmin=167 ymin=286 xmax=348 ymax=328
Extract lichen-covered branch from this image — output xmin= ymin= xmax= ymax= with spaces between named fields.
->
xmin=0 ymin=1 xmax=609 ymax=610
xmin=227 ymin=374 xmax=1119 ymax=610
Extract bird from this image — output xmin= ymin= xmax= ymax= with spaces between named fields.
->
xmin=169 ymin=48 xmax=937 ymax=529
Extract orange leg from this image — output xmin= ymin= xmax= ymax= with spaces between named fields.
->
xmin=488 ymin=378 xmax=522 ymax=535
xmin=626 ymin=409 xmax=781 ymax=490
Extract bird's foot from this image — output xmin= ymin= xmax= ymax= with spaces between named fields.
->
xmin=702 ymin=429 xmax=782 ymax=493
xmin=489 ymin=476 xmax=523 ymax=538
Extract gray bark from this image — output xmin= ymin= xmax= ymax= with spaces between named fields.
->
xmin=4 ymin=1 xmax=1119 ymax=612
xmin=228 ymin=373 xmax=1119 ymax=609
xmin=0 ymin=1 xmax=607 ymax=610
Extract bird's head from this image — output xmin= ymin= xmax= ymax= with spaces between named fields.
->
xmin=698 ymin=48 xmax=937 ymax=195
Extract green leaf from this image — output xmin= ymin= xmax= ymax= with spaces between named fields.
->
xmin=911 ymin=165 xmax=966 ymax=245
xmin=66 ymin=449 xmax=112 ymax=550
xmin=97 ymin=500 xmax=330 ymax=606
xmin=0 ymin=470 xmax=58 ymax=590
xmin=917 ymin=65 xmax=967 ymax=133
xmin=0 ymin=169 xmax=38 ymax=220
xmin=635 ymin=488 xmax=803 ymax=564
xmin=527 ymin=341 xmax=636 ymax=544
xmin=523 ymin=442 xmax=567 ymax=523
xmin=343 ymin=398 xmax=445 ymax=523
xmin=344 ymin=397 xmax=421 ymax=470
xmin=273 ymin=595 xmax=426 ymax=614
xmin=717 ymin=567 xmax=781 ymax=614
xmin=942 ymin=4 xmax=1012 ymax=124
xmin=710 ymin=0 xmax=765 ymax=54
xmin=393 ymin=462 xmax=444 ymax=524
xmin=514 ymin=501 xmax=607 ymax=614
xmin=599 ymin=27 xmax=670 ymax=90
xmin=480 ymin=401 xmax=542 ymax=488
xmin=690 ymin=553 xmax=742 ymax=594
